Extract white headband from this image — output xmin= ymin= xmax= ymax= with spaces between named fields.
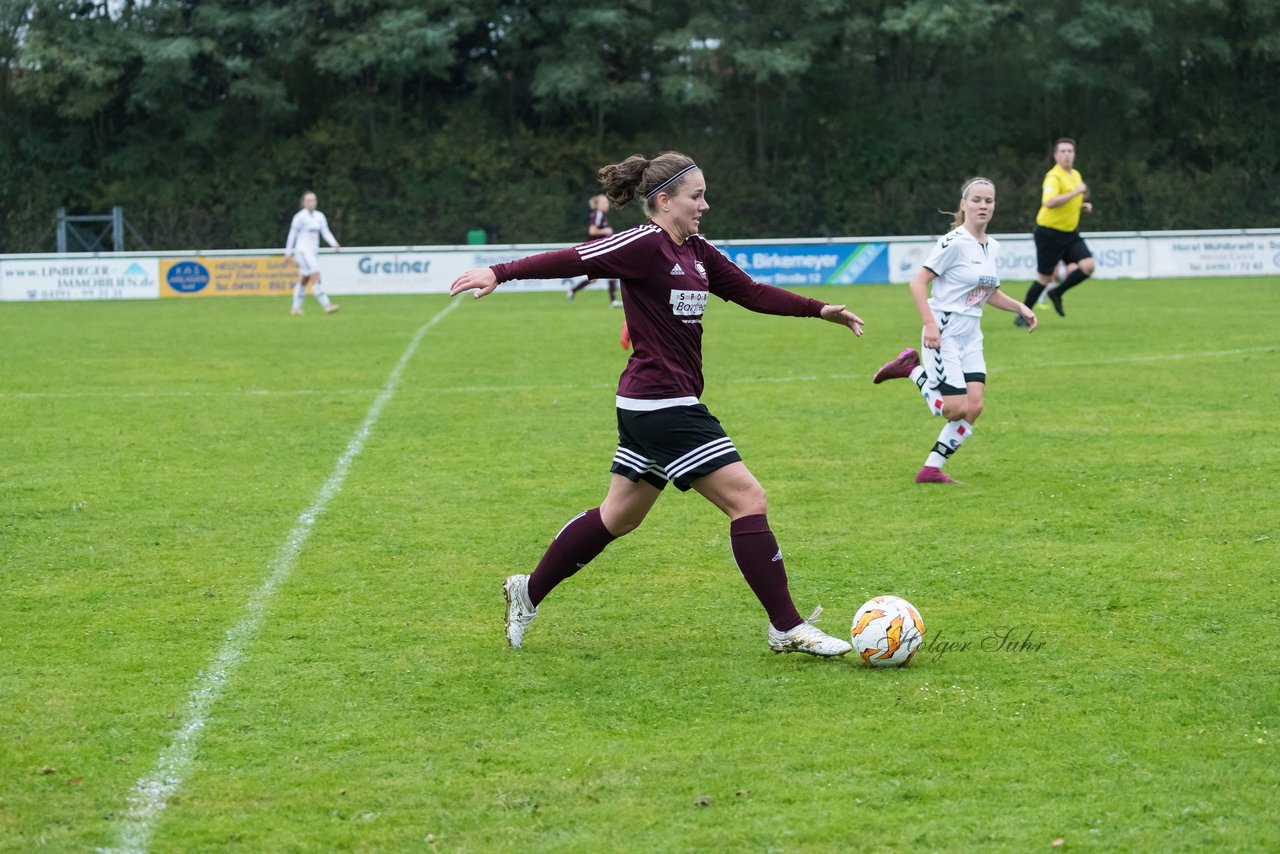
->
xmin=645 ymin=163 xmax=699 ymax=199
xmin=960 ymin=177 xmax=993 ymax=198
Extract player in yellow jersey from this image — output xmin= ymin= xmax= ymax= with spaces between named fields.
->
xmin=1017 ymin=138 xmax=1095 ymax=324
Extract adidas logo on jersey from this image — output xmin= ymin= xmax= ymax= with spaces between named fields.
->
xmin=670 ymin=263 xmax=685 ymax=276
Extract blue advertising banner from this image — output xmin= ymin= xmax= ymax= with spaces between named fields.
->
xmin=724 ymin=242 xmax=889 ymax=286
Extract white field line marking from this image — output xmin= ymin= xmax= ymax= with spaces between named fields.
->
xmin=101 ymin=298 xmax=459 ymax=854
xmin=6 ymin=345 xmax=1273 ymax=403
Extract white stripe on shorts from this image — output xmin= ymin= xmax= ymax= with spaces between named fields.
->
xmin=613 ymin=447 xmax=669 ymax=481
xmin=665 ymin=436 xmax=737 ymax=482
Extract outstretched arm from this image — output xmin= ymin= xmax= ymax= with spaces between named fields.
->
xmin=819 ymin=304 xmax=865 ymax=336
xmin=450 ymin=267 xmax=499 ymax=299
xmin=704 ymin=244 xmax=862 ymax=334
xmin=450 ymin=248 xmax=587 ymax=299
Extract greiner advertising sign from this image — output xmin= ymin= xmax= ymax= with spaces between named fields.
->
xmin=322 ymin=251 xmax=457 ymax=294
xmin=0 ymin=258 xmax=160 ymax=301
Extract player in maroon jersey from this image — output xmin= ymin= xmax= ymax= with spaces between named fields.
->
xmin=451 ymin=151 xmax=865 ymax=657
xmin=566 ymin=194 xmax=622 ymax=307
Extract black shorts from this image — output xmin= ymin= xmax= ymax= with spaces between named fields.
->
xmin=1034 ymin=225 xmax=1092 ymax=276
xmin=611 ymin=404 xmax=742 ymax=492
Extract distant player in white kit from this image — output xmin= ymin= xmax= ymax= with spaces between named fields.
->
xmin=284 ymin=191 xmax=340 ymax=315
xmin=872 ymin=178 xmax=1037 ymax=483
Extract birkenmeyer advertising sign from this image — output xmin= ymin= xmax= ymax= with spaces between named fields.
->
xmin=724 ymin=242 xmax=889 ymax=285
xmin=0 ymin=258 xmax=160 ymax=301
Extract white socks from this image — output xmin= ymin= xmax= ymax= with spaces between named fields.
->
xmin=925 ymin=419 xmax=974 ymax=469
xmin=294 ymin=280 xmax=331 ymax=309
xmin=910 ymin=366 xmax=946 ymax=416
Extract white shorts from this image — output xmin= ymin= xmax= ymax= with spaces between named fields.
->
xmin=295 ymin=251 xmax=321 ymax=276
xmin=922 ymin=311 xmax=986 ymax=395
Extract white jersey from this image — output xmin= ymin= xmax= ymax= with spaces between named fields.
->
xmin=285 ymin=209 xmax=338 ymax=256
xmin=922 ymin=226 xmax=1000 ymax=317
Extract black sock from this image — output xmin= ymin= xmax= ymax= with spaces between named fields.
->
xmin=1056 ymin=268 xmax=1089 ymax=295
xmin=1023 ymin=282 xmax=1046 ymax=307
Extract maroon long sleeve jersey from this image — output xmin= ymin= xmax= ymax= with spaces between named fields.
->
xmin=490 ymin=222 xmax=826 ymax=403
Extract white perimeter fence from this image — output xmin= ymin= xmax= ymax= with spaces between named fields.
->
xmin=2 ymin=228 xmax=1277 ymax=302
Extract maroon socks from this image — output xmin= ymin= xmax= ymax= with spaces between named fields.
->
xmin=527 ymin=508 xmax=616 ymax=606
xmin=527 ymin=509 xmax=805 ymax=634
xmin=730 ymin=514 xmax=804 ymax=632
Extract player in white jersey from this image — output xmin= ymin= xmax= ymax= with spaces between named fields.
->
xmin=284 ymin=191 xmax=341 ymax=315
xmin=872 ymin=178 xmax=1037 ymax=483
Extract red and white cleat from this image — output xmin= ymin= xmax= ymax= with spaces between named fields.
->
xmin=915 ymin=466 xmax=961 ymax=484
xmin=324 ymin=303 xmax=340 ymax=314
xmin=873 ymin=348 xmax=920 ymax=384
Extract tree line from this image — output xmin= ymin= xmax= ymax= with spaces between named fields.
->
xmin=1 ymin=0 xmax=1277 ymax=253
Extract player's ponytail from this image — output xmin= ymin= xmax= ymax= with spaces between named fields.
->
xmin=942 ymin=177 xmax=994 ymax=228
xmin=598 ymin=151 xmax=698 ymax=216
xmin=598 ymin=155 xmax=649 ymax=209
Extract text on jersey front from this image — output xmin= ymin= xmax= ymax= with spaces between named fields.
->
xmin=670 ymin=289 xmax=708 ymax=317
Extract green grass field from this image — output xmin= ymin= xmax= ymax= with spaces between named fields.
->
xmin=2 ymin=278 xmax=1277 ymax=852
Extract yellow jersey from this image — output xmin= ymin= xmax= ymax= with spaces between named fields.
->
xmin=1036 ymin=165 xmax=1085 ymax=231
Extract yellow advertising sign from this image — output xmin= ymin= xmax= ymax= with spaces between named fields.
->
xmin=159 ymin=255 xmax=301 ymax=297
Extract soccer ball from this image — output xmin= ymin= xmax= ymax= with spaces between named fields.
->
xmin=851 ymin=595 xmax=925 ymax=667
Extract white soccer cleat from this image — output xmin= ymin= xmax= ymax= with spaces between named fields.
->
xmin=290 ymin=307 xmax=304 ymax=316
xmin=324 ymin=303 xmax=340 ymax=314
xmin=503 ymin=574 xmax=538 ymax=649
xmin=768 ymin=606 xmax=852 ymax=657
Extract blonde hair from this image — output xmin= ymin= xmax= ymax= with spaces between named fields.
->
xmin=944 ymin=177 xmax=994 ymax=227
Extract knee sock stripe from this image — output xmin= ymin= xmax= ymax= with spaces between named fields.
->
xmin=528 ymin=507 xmax=616 ymax=606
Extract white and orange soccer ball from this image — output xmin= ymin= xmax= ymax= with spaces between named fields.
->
xmin=850 ymin=595 xmax=925 ymax=667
